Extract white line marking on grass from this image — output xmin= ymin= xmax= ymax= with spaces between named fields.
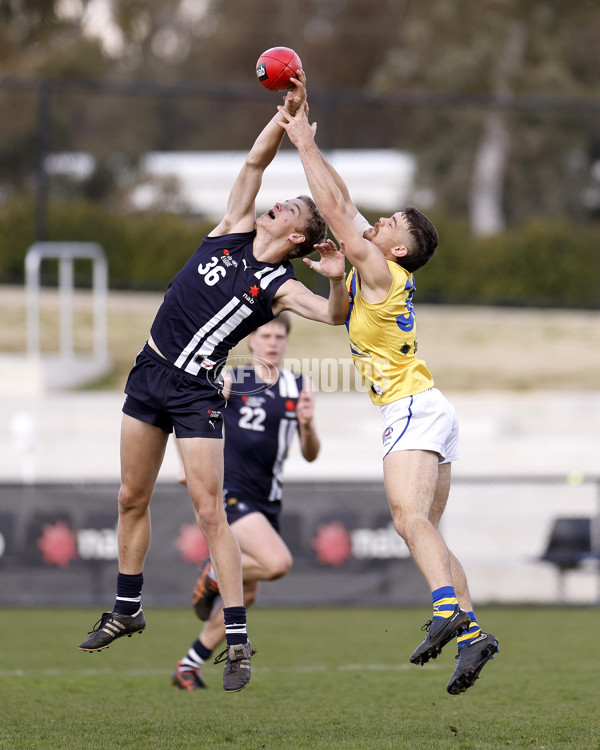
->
xmin=0 ymin=663 xmax=439 ymax=678
xmin=259 ymin=663 xmax=433 ymax=673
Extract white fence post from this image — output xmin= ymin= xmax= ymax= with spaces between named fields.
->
xmin=24 ymin=242 xmax=110 ymax=389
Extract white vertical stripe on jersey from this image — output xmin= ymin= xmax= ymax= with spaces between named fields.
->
xmin=268 ymin=417 xmax=296 ymax=502
xmin=256 ymin=265 xmax=287 ymax=289
xmin=174 ymin=297 xmax=242 ymax=370
xmin=278 ymin=368 xmax=300 ymax=398
xmin=268 ymin=369 xmax=301 ymax=501
xmin=183 ymin=304 xmax=254 ymax=375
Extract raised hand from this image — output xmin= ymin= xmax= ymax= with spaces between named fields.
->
xmin=304 ymin=238 xmax=346 ymax=279
xmin=276 ymin=101 xmax=317 ymax=145
xmin=283 ymin=68 xmax=307 ymax=114
xmin=296 ymin=387 xmax=315 ymax=428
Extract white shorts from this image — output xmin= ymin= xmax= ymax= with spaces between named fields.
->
xmin=380 ymin=387 xmax=460 ymax=463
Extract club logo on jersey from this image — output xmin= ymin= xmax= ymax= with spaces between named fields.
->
xmin=371 ymin=383 xmax=384 ymax=396
xmin=284 ymin=399 xmax=298 ymax=418
xmin=242 ymin=285 xmax=260 ymax=304
xmin=221 ymin=248 xmax=238 ymax=268
xmin=242 ymin=395 xmax=266 ymax=408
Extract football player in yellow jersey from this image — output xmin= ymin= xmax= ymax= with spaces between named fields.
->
xmin=278 ymin=76 xmax=498 ymax=696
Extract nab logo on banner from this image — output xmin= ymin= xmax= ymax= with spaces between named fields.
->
xmin=175 ymin=524 xmax=209 ymax=564
xmin=26 ymin=514 xmax=118 ymax=568
xmin=37 ymin=520 xmax=78 ymax=568
xmin=311 ymin=519 xmax=410 ymax=567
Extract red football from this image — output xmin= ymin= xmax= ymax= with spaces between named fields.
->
xmin=256 ymin=47 xmax=302 ymax=91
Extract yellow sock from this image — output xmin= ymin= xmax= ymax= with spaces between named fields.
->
xmin=457 ymin=611 xmax=481 ymax=648
xmin=432 ymin=586 xmax=458 ymax=620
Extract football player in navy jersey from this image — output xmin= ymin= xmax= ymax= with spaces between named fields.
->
xmin=77 ymin=71 xmax=347 ymax=694
xmin=171 ymin=313 xmax=320 ymax=690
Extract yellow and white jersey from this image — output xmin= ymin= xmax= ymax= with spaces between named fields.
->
xmin=346 ymin=261 xmax=434 ymax=405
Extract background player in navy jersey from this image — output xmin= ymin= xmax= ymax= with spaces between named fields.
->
xmin=171 ymin=312 xmax=320 ymax=690
xmin=77 ymin=72 xmax=347 ymax=694
xmin=277 ymin=79 xmax=498 ymax=696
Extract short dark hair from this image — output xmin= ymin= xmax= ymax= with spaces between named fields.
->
xmin=398 ymin=206 xmax=438 ymax=273
xmin=272 ymin=311 xmax=292 ymax=334
xmin=288 ymin=195 xmax=328 ymax=259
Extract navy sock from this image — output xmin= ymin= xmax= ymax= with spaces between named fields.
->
xmin=193 ymin=638 xmax=213 ymax=661
xmin=223 ymin=606 xmax=247 ymax=646
xmin=181 ymin=638 xmax=212 ymax=670
xmin=114 ymin=572 xmax=143 ymax=616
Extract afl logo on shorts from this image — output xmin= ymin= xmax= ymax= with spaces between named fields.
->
xmin=383 ymin=426 xmax=393 ymax=445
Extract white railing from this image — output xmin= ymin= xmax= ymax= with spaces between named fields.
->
xmin=25 ymin=242 xmax=108 ymax=361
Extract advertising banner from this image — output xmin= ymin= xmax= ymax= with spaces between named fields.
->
xmin=0 ymin=481 xmax=428 ymax=607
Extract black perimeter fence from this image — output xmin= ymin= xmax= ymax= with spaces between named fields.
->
xmin=2 ymin=76 xmax=600 ymax=242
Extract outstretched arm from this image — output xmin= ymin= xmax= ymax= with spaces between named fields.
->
xmin=277 ymin=105 xmax=389 ymax=297
xmin=321 ymin=156 xmax=373 ymax=238
xmin=295 ymin=100 xmax=362 ymax=225
xmin=209 ymin=74 xmax=306 ymax=237
xmin=272 ymin=240 xmax=348 ymax=324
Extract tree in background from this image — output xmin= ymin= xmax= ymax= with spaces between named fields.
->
xmin=0 ymin=0 xmax=117 ymax=198
xmin=1 ymin=0 xmax=599 ymax=234
xmin=371 ymin=0 xmax=600 ymax=234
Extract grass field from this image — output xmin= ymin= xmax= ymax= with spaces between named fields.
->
xmin=1 ymin=607 xmax=598 ymax=749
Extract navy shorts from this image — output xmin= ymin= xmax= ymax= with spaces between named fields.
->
xmin=122 ymin=343 xmax=226 ymax=438
xmin=224 ymin=491 xmax=282 ymax=533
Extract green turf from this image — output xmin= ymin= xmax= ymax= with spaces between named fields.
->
xmin=0 ymin=607 xmax=598 ymax=749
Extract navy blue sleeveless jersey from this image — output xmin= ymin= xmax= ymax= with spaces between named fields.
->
xmin=223 ymin=366 xmax=304 ymax=503
xmin=150 ymin=231 xmax=296 ymax=376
